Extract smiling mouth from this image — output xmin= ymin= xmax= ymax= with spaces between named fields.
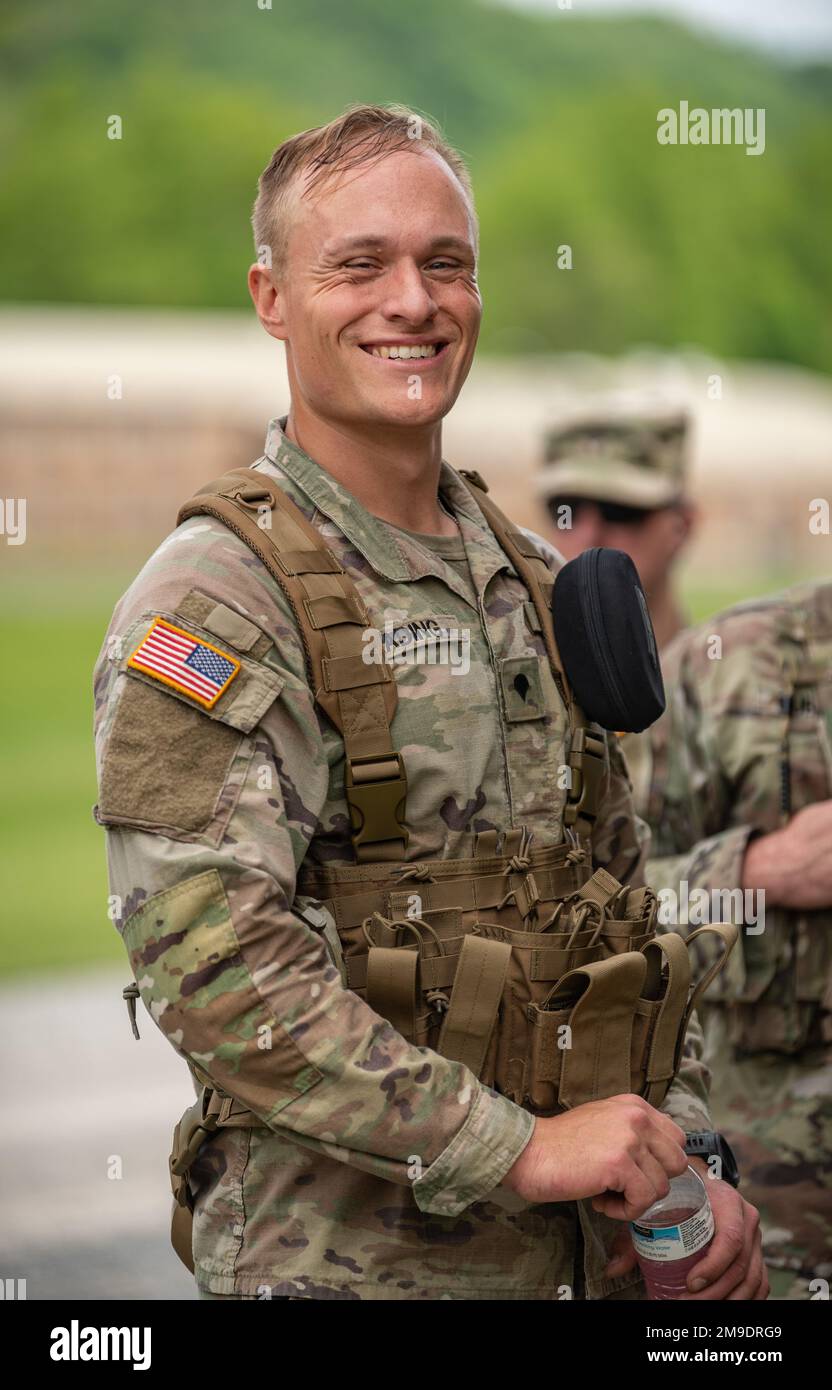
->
xmin=359 ymin=341 xmax=449 ymax=360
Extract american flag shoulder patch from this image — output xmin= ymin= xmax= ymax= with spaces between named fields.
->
xmin=128 ymin=617 xmax=241 ymax=710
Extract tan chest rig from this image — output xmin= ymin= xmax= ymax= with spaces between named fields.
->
xmin=159 ymin=465 xmax=735 ymax=1272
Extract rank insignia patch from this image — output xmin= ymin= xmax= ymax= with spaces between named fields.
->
xmin=128 ymin=618 xmax=241 ymax=710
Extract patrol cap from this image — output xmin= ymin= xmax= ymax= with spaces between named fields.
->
xmin=536 ymin=409 xmax=690 ymax=510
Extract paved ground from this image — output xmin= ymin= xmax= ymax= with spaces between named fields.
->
xmin=0 ymin=968 xmax=199 ymax=1299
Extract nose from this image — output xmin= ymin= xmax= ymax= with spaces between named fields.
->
xmin=379 ymin=258 xmax=438 ymax=327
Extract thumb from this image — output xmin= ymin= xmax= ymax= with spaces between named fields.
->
xmin=603 ymin=1224 xmax=637 ymax=1278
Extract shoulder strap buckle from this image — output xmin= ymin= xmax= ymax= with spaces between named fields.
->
xmin=345 ymin=752 xmax=409 ymax=862
xmin=564 ymin=726 xmax=607 ymax=834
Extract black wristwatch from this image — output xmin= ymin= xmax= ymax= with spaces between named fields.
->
xmin=684 ymin=1131 xmax=740 ymax=1188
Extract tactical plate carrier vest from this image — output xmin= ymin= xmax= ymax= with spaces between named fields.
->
xmin=151 ymin=465 xmax=735 ymax=1273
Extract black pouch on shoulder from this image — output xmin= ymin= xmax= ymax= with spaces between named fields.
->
xmin=552 ymin=547 xmax=665 ymax=733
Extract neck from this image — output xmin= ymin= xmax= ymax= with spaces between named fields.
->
xmin=283 ymin=396 xmax=456 ymax=535
xmin=645 ymin=579 xmax=686 ymax=652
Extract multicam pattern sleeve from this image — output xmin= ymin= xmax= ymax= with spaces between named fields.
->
xmin=94 ymin=518 xmax=533 ymax=1220
xmin=641 ymin=629 xmax=754 ymax=909
xmin=641 ymin=589 xmax=832 ymax=1045
xmin=641 ymin=614 xmax=771 ymax=1018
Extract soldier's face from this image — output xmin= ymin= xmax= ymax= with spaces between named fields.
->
xmin=273 ymin=149 xmax=481 ymax=429
xmin=552 ymin=504 xmax=691 ymax=591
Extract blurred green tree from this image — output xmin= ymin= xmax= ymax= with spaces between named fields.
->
xmin=0 ymin=0 xmax=829 ymax=371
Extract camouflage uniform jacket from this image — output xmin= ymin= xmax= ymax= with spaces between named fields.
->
xmin=640 ymin=582 xmax=832 ymax=1054
xmin=93 ymin=418 xmax=711 ymax=1300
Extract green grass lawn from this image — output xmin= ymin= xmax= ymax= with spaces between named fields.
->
xmin=0 ymin=567 xmax=804 ymax=978
xmin=0 ymin=605 xmax=124 ymax=975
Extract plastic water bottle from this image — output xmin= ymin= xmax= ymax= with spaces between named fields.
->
xmin=629 ymin=1165 xmax=714 ymax=1300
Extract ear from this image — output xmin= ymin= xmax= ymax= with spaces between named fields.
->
xmin=248 ymin=263 xmax=289 ymax=343
xmin=660 ymin=500 xmax=696 ymax=564
xmin=672 ymin=501 xmax=697 ymax=545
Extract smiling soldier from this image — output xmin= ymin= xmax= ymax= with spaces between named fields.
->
xmin=92 ymin=104 xmax=765 ymax=1301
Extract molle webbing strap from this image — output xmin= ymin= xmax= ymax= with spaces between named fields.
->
xmin=177 ymin=468 xmax=407 ymax=862
xmin=577 ymin=867 xmax=622 ymax=908
xmin=546 ymin=952 xmax=647 ymax=1106
xmin=438 ymin=934 xmax=512 ymax=1076
xmin=679 ymin=923 xmax=738 ymax=1064
xmin=347 ymin=940 xmax=604 ymax=992
xmin=639 ymin=932 xmax=691 ymax=1105
xmin=350 ymin=949 xmax=453 ymax=993
xmin=502 ymin=828 xmax=525 ymax=857
xmin=457 ymin=471 xmax=605 ymax=837
xmin=319 ymin=857 xmax=583 ymax=931
xmin=366 ymin=946 xmax=419 ymax=1039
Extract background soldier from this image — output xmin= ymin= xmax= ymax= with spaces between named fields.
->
xmin=640 ymin=581 xmax=832 ymax=1299
xmin=536 ymin=409 xmax=695 ymax=652
xmin=535 ymin=408 xmax=696 ymax=809
xmin=92 ymin=105 xmax=763 ymax=1300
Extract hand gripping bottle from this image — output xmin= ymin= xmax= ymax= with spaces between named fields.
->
xmin=629 ymin=1165 xmax=714 ymax=1300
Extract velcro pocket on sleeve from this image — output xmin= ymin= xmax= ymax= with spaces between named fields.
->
xmin=98 ymin=678 xmax=246 ymax=835
xmin=123 ymin=869 xmax=323 ymax=1119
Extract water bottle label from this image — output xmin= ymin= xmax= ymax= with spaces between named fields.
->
xmin=630 ymin=1204 xmax=714 ymax=1263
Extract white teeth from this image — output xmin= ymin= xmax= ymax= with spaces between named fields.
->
xmin=368 ymin=344 xmax=439 ymax=359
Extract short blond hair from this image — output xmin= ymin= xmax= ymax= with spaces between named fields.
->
xmin=252 ymin=103 xmax=476 ymax=274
